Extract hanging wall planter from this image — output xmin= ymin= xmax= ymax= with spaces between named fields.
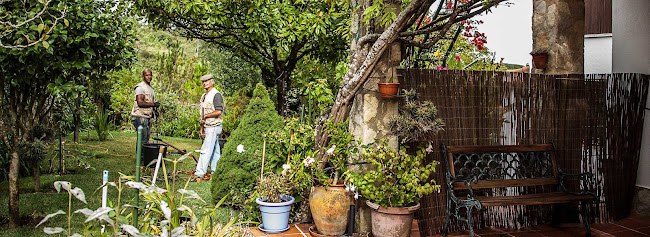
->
xmin=530 ymin=49 xmax=549 ymax=70
xmin=378 ymin=82 xmax=400 ymax=98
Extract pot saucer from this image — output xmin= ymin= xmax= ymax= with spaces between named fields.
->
xmin=258 ymin=224 xmax=290 ymax=234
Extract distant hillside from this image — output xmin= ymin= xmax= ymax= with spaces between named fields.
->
xmin=503 ymin=63 xmax=525 ymax=70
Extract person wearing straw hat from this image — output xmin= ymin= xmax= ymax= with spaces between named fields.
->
xmin=194 ymin=74 xmax=225 ymax=181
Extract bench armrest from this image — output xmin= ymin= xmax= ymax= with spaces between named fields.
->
xmin=447 ymin=175 xmax=480 ymax=200
xmin=558 ymin=169 xmax=598 ymax=197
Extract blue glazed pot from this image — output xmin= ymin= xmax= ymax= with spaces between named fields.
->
xmin=256 ymin=195 xmax=295 ymax=232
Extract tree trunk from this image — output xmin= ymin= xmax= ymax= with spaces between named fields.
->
xmin=276 ymin=74 xmax=287 ymax=115
xmin=314 ymin=0 xmax=427 ymax=167
xmin=31 ymin=159 xmax=40 ymax=192
xmin=73 ymin=91 xmax=81 ymax=142
xmin=8 ymin=150 xmax=20 ymax=228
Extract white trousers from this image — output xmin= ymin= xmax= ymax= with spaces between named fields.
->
xmin=195 ymin=125 xmax=222 ymax=177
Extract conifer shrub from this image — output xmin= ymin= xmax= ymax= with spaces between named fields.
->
xmin=211 ymin=83 xmax=284 ymax=204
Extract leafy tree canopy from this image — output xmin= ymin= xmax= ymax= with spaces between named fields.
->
xmin=0 ymin=0 xmax=136 ymax=228
xmin=134 ymin=0 xmax=349 ymax=113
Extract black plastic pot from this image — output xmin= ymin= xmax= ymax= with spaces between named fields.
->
xmin=142 ymin=143 xmax=167 ymax=168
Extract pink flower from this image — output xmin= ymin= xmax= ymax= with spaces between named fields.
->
xmin=455 ymin=55 xmax=461 ymax=62
xmin=426 ymin=144 xmax=434 ymax=153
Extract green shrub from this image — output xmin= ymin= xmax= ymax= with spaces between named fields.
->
xmin=156 ymin=94 xmax=201 ymax=139
xmin=211 ymin=83 xmax=283 ymax=204
xmin=94 ymin=110 xmax=110 ymax=141
xmin=221 ymin=87 xmax=251 ymax=139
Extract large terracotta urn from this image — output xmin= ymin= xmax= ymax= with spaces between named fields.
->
xmin=309 ymin=184 xmax=353 ymax=235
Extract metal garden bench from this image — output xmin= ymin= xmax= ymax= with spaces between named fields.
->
xmin=442 ymin=144 xmax=598 ymax=237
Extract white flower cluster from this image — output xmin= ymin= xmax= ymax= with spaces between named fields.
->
xmin=326 ymin=145 xmax=336 ymax=155
xmin=281 ymin=163 xmax=292 ymax=176
xmin=302 ymin=156 xmax=315 ymax=167
xmin=345 ymin=182 xmax=361 ymax=200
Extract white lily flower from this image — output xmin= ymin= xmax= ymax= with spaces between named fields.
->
xmin=236 ymin=144 xmax=245 ymax=153
xmin=121 ymin=224 xmax=140 ymax=237
xmin=354 ymin=193 xmax=360 ymax=200
xmin=71 ymin=234 xmax=83 ymax=237
xmin=282 ymin=164 xmax=291 ymax=170
xmin=53 ymin=181 xmax=71 ymax=193
xmin=43 ymin=227 xmax=65 ymax=234
xmin=37 ymin=210 xmax=66 ymax=227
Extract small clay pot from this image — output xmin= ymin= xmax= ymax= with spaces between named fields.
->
xmin=531 ymin=52 xmax=548 ymax=70
xmin=377 ymin=82 xmax=400 ymax=98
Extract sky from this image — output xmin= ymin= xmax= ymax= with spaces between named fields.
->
xmin=475 ymin=1 xmax=533 ymax=66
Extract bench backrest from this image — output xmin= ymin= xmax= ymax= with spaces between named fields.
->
xmin=443 ymin=144 xmax=558 ymax=190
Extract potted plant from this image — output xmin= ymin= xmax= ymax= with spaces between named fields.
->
xmin=348 ymin=139 xmax=441 ymax=237
xmin=378 ymin=73 xmax=400 ymax=98
xmin=530 ymin=48 xmax=549 ymax=70
xmin=256 ymin=172 xmax=295 ymax=233
xmin=307 ymin=121 xmax=356 ymax=236
xmin=387 ymin=89 xmax=445 ymax=144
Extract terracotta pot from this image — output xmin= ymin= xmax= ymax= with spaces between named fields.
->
xmin=377 ymin=82 xmax=399 ymax=98
xmin=531 ymin=52 xmax=548 ymax=69
xmin=309 ymin=184 xmax=353 ymax=236
xmin=366 ymin=200 xmax=420 ymax=237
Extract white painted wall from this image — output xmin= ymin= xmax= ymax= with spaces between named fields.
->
xmin=611 ymin=0 xmax=650 ymax=188
xmin=612 ymin=0 xmax=650 ymax=74
xmin=584 ymin=34 xmax=612 ymax=74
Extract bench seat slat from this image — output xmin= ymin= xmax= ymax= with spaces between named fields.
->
xmin=466 ymin=192 xmax=595 ymax=206
xmin=447 ymin=144 xmax=554 ymax=153
xmin=453 ymin=178 xmax=558 ymax=190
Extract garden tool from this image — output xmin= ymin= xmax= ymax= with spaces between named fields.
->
xmin=151 ymin=146 xmax=164 ymax=185
xmin=151 ymin=137 xmax=199 ymax=163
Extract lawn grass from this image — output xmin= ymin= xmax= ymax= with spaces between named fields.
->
xmin=0 ymin=130 xmax=233 ymax=236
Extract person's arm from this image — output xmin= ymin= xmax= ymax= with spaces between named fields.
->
xmin=136 ymin=94 xmax=156 ymax=108
xmin=199 ymin=124 xmax=205 ymax=139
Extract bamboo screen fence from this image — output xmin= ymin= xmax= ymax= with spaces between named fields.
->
xmin=397 ymin=70 xmax=649 ymax=236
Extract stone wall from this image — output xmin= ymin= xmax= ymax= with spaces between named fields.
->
xmin=633 ymin=187 xmax=650 ymax=219
xmin=532 ymin=0 xmax=585 ymax=74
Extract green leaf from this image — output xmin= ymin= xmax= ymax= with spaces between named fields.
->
xmin=64 ymin=19 xmax=69 ymax=27
xmin=42 ymin=40 xmax=50 ymax=49
xmin=37 ymin=24 xmax=45 ymax=34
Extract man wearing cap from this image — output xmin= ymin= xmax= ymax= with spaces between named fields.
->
xmin=195 ymin=74 xmax=225 ymax=180
xmin=131 ymin=69 xmax=159 ymax=145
